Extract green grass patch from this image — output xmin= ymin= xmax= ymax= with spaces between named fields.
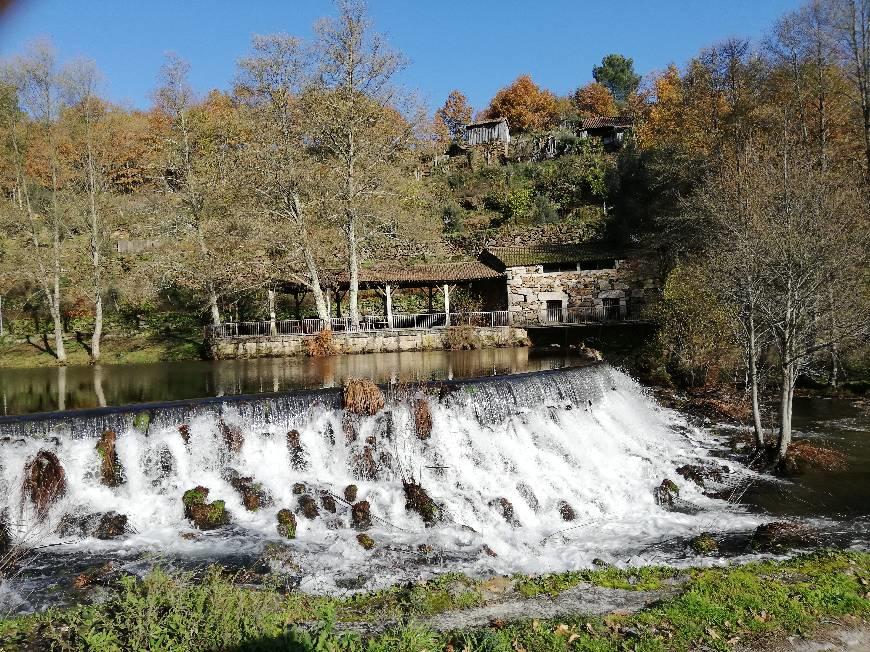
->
xmin=1 ymin=551 xmax=867 ymax=651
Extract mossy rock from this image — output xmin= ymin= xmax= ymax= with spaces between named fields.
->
xmin=654 ymin=479 xmax=680 ymax=509
xmin=689 ymin=532 xmax=719 ymax=555
xmin=182 ymin=486 xmax=209 ymax=508
xmin=402 ymin=479 xmax=441 ymax=527
xmin=95 ymin=431 xmax=123 ymax=488
xmin=343 ymin=484 xmax=358 ymax=503
xmin=132 ymin=411 xmax=151 ymax=434
xmin=751 ymin=521 xmax=816 ymax=553
xmin=182 ymin=486 xmax=229 ymax=530
xmin=356 ymin=533 xmax=375 ymax=550
xmin=351 ymin=501 xmax=372 ymax=531
xmin=277 ymin=509 xmax=297 ymax=539
xmin=298 ymin=495 xmax=319 ymax=520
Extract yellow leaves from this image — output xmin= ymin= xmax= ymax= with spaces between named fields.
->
xmin=485 ymin=75 xmax=558 ymax=133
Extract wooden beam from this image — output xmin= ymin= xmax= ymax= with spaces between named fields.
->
xmin=385 ymin=283 xmax=393 ymax=328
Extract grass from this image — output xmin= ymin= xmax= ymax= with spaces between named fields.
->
xmin=0 ymin=332 xmax=202 ymax=368
xmin=1 ymin=551 xmax=867 ymax=651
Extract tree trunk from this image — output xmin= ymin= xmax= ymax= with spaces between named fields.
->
xmin=268 ymin=288 xmax=277 ymax=335
xmin=776 ymin=362 xmax=795 ymax=462
xmin=346 ymin=213 xmax=360 ymax=327
xmin=208 ymin=287 xmax=221 ymax=327
xmin=748 ymin=310 xmax=764 ymax=448
xmin=91 ymin=295 xmax=102 ymax=363
xmin=49 ymin=276 xmax=66 ymax=364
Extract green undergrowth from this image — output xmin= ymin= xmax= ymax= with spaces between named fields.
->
xmin=0 ymin=551 xmax=867 ymax=651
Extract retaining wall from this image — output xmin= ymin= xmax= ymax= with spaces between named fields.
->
xmin=209 ymin=326 xmax=529 ymax=359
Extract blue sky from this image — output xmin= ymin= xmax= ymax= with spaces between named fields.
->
xmin=0 ymin=0 xmax=802 ymax=114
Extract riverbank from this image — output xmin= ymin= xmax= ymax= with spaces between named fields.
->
xmin=0 ymin=332 xmax=202 ymax=368
xmin=0 ymin=551 xmax=866 ymax=651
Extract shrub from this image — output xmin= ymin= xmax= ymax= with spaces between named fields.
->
xmin=444 ymin=325 xmax=482 ymax=350
xmin=342 ymin=378 xmax=385 ymax=416
xmin=306 ymin=329 xmax=339 ymax=356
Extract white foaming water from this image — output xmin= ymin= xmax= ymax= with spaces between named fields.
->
xmin=0 ymin=365 xmax=762 ymax=593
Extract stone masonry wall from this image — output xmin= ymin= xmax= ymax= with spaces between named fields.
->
xmin=506 ymin=258 xmax=659 ymax=325
xmin=210 ymin=326 xmax=529 ymax=359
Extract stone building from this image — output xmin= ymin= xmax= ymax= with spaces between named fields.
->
xmin=479 ymin=244 xmax=659 ymax=325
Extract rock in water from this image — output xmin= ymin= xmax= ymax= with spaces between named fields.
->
xmin=402 ymin=479 xmax=441 ymax=526
xmin=356 ymin=533 xmax=375 ymax=550
xmin=298 ymin=495 xmax=319 ymax=520
xmin=344 ymin=485 xmax=358 ymax=503
xmin=751 ymin=521 xmax=816 ymax=552
xmin=320 ymin=494 xmax=337 ymax=513
xmin=95 ymin=430 xmax=123 ymax=487
xmin=95 ymin=512 xmax=128 ymax=540
xmin=277 ymin=509 xmax=297 ymax=539
xmin=489 ymin=497 xmax=520 ymax=527
xmin=286 ymin=430 xmax=308 ymax=470
xmin=557 ymin=500 xmax=576 ymax=521
xmin=23 ymin=451 xmax=66 ymax=519
xmin=57 ymin=511 xmax=128 ymax=540
xmin=220 ymin=421 xmax=244 ymax=453
xmin=653 ymin=479 xmax=680 ymax=509
xmin=351 ymin=501 xmax=372 ymax=530
xmin=228 ymin=473 xmax=271 ymax=511
xmin=689 ymin=532 xmax=718 ymax=555
xmin=413 ymin=398 xmax=432 ymax=440
xmin=182 ymin=486 xmax=229 ymax=530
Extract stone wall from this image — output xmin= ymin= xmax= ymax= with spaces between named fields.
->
xmin=506 ymin=258 xmax=659 ymax=325
xmin=210 ymin=326 xmax=529 ymax=359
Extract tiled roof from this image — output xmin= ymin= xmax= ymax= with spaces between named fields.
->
xmin=480 ymin=244 xmax=636 ymax=268
xmin=465 ymin=117 xmax=509 ymax=129
xmin=325 ymin=261 xmax=504 ymax=286
xmin=579 ymin=116 xmax=633 ymax=130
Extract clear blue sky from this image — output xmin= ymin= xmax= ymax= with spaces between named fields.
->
xmin=0 ymin=0 xmax=802 ymax=114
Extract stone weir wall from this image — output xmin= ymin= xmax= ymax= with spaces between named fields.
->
xmin=210 ymin=326 xmax=529 ymax=360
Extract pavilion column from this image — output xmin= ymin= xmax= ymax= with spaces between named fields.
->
xmin=385 ymin=284 xmax=393 ymax=328
xmin=268 ymin=288 xmax=277 ymax=335
xmin=443 ymin=284 xmax=450 ymax=326
xmin=427 ymin=286 xmax=434 ymax=313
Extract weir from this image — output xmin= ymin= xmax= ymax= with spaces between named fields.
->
xmin=0 ymin=363 xmax=761 ymax=602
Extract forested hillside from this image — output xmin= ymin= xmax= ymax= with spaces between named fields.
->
xmin=0 ymin=0 xmax=868 ymax=411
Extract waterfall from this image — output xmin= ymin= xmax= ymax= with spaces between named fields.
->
xmin=0 ymin=364 xmax=761 ymax=597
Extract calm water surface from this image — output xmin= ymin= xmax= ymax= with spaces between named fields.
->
xmin=0 ymin=348 xmax=582 ymax=416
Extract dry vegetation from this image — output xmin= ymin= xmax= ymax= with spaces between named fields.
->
xmin=342 ymin=378 xmax=385 ymax=416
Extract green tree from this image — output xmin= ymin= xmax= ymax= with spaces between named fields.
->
xmin=592 ymin=53 xmax=641 ymax=104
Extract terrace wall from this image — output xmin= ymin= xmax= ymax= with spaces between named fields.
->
xmin=210 ymin=326 xmax=529 ymax=359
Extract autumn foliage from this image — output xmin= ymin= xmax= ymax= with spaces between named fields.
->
xmin=483 ymin=74 xmax=558 ymax=132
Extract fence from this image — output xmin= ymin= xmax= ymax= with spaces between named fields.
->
xmin=209 ymin=311 xmax=511 ymax=339
xmin=558 ymin=301 xmax=645 ymax=324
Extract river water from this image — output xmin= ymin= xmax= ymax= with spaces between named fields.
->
xmin=0 ymin=354 xmax=866 ymax=614
xmin=0 ymin=348 xmax=579 ymax=416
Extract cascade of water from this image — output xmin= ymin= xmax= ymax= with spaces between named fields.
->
xmin=0 ymin=364 xmax=761 ymax=596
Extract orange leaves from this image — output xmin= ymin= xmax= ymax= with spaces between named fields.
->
xmin=484 ymin=74 xmax=558 ymax=133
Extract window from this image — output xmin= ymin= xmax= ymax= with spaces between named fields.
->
xmin=602 ymin=297 xmax=621 ymax=320
xmin=546 ymin=300 xmax=563 ymax=322
xmin=542 ymin=262 xmax=578 ymax=273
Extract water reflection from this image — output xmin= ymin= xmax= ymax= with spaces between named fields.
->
xmin=0 ymin=348 xmax=582 ymax=415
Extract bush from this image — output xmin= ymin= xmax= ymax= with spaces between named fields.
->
xmin=444 ymin=325 xmax=482 ymax=350
xmin=306 ymin=329 xmax=339 ymax=357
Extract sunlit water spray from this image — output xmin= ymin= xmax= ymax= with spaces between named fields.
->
xmin=0 ymin=364 xmax=765 ymax=607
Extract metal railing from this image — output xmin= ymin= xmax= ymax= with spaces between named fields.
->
xmin=209 ymin=311 xmax=511 ymax=339
xmin=556 ymin=302 xmax=645 ymax=324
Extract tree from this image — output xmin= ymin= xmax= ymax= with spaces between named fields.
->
xmin=592 ymin=53 xmax=641 ymax=104
xmin=572 ymin=82 xmax=618 ymax=118
xmin=309 ymin=0 xmax=416 ymax=326
xmin=695 ymin=132 xmax=869 ymax=460
xmin=235 ymin=33 xmax=333 ymax=325
xmin=484 ymin=74 xmax=558 ymax=132
xmin=434 ymin=90 xmax=472 ymax=142
xmin=0 ymin=41 xmax=71 ymax=362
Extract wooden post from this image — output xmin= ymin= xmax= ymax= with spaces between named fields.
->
xmin=385 ymin=284 xmax=393 ymax=328
xmin=443 ymin=284 xmax=450 ymax=326
xmin=428 ymin=286 xmax=433 ymax=313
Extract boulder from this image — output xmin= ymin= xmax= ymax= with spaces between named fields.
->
xmin=220 ymin=421 xmax=244 ymax=453
xmin=356 ymin=533 xmax=375 ymax=550
xmin=653 ymin=479 xmax=680 ymax=509
xmin=351 ymin=500 xmax=372 ymax=530
xmin=557 ymin=500 xmax=576 ymax=521
xmin=490 ymin=497 xmax=520 ymax=527
xmin=689 ymin=532 xmax=719 ymax=555
xmin=228 ymin=473 xmax=271 ymax=512
xmin=132 ymin=411 xmax=151 ymax=434
xmin=286 ymin=430 xmax=308 ymax=471
xmin=95 ymin=430 xmax=124 ymax=487
xmin=0 ymin=512 xmax=11 ymax=556
xmin=320 ymin=494 xmax=337 ymax=514
xmin=402 ymin=479 xmax=441 ymax=527
xmin=292 ymin=483 xmax=307 ymax=495
xmin=343 ymin=484 xmax=359 ymax=503
xmin=298 ymin=495 xmax=319 ymax=520
xmin=751 ymin=521 xmax=816 ymax=553
xmin=94 ymin=512 xmax=128 ymax=540
xmin=517 ymin=483 xmax=539 ymax=511
xmin=413 ymin=399 xmax=432 ymax=440
xmin=182 ymin=486 xmax=229 ymax=530
xmin=57 ymin=511 xmax=128 ymax=540
xmin=23 ymin=450 xmax=66 ymax=519
xmin=676 ymin=464 xmax=725 ymax=487
xmin=177 ymin=424 xmax=191 ymax=445
xmin=276 ymin=509 xmax=297 ymax=539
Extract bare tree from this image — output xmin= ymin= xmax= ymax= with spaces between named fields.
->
xmin=0 ymin=42 xmax=71 ymax=363
xmin=235 ymin=34 xmax=332 ymax=324
xmin=309 ymin=0 xmax=415 ymax=325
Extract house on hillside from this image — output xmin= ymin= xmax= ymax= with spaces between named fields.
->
xmin=478 ymin=244 xmax=658 ymax=325
xmin=576 ymin=116 xmax=633 ymax=149
xmin=464 ymin=117 xmax=510 ymax=159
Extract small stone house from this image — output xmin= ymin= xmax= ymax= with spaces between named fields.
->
xmin=464 ymin=117 xmax=510 ymax=157
xmin=479 ymin=244 xmax=659 ymax=325
xmin=576 ymin=116 xmax=633 ymax=149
